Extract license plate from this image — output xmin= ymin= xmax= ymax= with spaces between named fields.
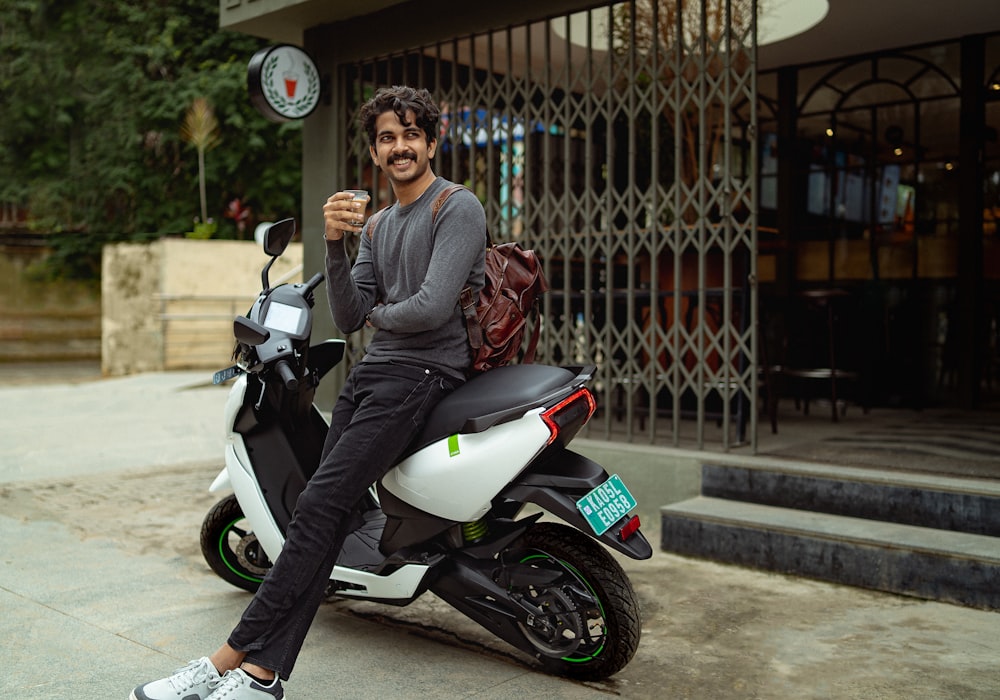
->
xmin=576 ymin=474 xmax=638 ymax=536
xmin=213 ymin=365 xmax=242 ymax=385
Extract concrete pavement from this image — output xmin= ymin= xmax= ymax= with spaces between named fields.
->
xmin=1 ymin=367 xmax=999 ymax=699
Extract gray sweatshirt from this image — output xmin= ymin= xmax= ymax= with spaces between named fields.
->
xmin=325 ymin=177 xmax=487 ymax=380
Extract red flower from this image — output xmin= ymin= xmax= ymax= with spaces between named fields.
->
xmin=225 ymin=198 xmax=252 ymax=233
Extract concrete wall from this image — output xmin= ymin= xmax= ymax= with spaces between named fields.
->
xmin=0 ymin=245 xmax=101 ymax=362
xmin=101 ymin=242 xmax=163 ymax=375
xmin=101 ymin=238 xmax=303 ymax=376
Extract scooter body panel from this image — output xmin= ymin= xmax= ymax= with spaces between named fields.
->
xmin=381 ymin=408 xmax=550 ymax=522
xmin=219 ymin=374 xmax=288 ymax=563
xmin=223 ymin=373 xmax=250 ymax=436
xmin=328 ymin=563 xmax=432 ymax=601
xmin=227 ymin=442 xmax=286 ymax=563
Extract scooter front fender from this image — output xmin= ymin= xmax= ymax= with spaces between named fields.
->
xmin=501 ymin=450 xmax=653 ymax=560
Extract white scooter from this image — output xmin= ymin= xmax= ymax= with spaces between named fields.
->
xmin=202 ymin=219 xmax=652 ymax=680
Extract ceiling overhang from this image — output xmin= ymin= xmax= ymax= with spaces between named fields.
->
xmin=220 ymin=0 xmax=1000 ymax=70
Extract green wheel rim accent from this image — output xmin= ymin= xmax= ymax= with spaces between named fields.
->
xmin=219 ymin=516 xmax=265 ymax=584
xmin=519 ymin=553 xmax=607 ymax=662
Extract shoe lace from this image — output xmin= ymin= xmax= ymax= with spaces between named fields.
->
xmin=208 ymin=669 xmax=262 ymax=698
xmin=168 ymin=659 xmax=218 ymax=692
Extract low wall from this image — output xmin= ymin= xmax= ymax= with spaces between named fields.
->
xmin=102 ymin=238 xmax=303 ymax=376
xmin=0 ymin=243 xmax=101 ymax=363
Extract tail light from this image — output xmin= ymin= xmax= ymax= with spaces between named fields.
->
xmin=540 ymin=387 xmax=597 ymax=446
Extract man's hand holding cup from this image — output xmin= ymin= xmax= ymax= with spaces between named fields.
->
xmin=323 ymin=189 xmax=370 ymax=241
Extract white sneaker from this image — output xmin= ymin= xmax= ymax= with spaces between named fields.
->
xmin=129 ymin=657 xmax=222 ymax=700
xmin=205 ymin=669 xmax=284 ymax=699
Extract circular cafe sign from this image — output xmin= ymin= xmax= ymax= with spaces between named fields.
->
xmin=248 ymin=45 xmax=321 ymax=122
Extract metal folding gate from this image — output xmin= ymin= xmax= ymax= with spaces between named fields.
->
xmin=337 ymin=0 xmax=758 ymax=450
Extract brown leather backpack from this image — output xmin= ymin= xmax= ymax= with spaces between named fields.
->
xmin=367 ymin=184 xmax=548 ymax=374
xmin=461 ymin=235 xmax=548 ymax=373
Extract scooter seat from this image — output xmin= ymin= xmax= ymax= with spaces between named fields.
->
xmin=411 ymin=364 xmax=577 ymax=451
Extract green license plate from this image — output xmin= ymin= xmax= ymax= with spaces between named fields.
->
xmin=576 ymin=474 xmax=638 ymax=536
xmin=213 ymin=365 xmax=242 ymax=385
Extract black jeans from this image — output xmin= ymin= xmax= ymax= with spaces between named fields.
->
xmin=227 ymin=361 xmax=457 ymax=679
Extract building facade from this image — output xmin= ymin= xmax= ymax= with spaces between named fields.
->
xmin=220 ymin=0 xmax=1000 ymax=451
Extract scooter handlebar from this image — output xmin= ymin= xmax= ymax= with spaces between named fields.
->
xmin=303 ymin=272 xmax=324 ymax=295
xmin=275 ymin=359 xmax=299 ymax=391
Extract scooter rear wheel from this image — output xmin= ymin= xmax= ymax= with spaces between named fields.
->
xmin=200 ymin=494 xmax=271 ymax=593
xmin=512 ymin=522 xmax=642 ymax=681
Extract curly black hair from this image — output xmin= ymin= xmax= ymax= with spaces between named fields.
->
xmin=359 ymin=86 xmax=440 ymax=147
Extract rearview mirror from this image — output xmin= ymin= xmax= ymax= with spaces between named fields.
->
xmin=263 ymin=218 xmax=296 ymax=257
xmin=234 ymin=315 xmax=270 ymax=346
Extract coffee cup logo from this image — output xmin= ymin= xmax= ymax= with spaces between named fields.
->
xmin=283 ymin=71 xmax=298 ymax=99
xmin=249 ymin=45 xmax=321 ymax=122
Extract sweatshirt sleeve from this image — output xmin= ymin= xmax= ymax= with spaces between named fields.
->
xmin=325 ymin=234 xmax=377 ymax=334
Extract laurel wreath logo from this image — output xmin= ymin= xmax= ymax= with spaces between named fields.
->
xmin=261 ymin=49 xmax=320 ymax=119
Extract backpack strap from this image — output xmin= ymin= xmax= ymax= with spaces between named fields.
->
xmin=522 ymin=311 xmax=541 ymax=364
xmin=366 ymin=182 xmax=469 ymax=239
xmin=366 ymin=183 xmax=490 ymax=354
xmin=365 ymin=205 xmax=392 ymax=239
xmin=432 ymin=183 xmax=494 ymax=247
xmin=432 ymin=183 xmax=467 ymax=219
xmin=436 ymin=185 xmax=494 ymax=353
xmin=460 ymin=286 xmax=483 ymax=350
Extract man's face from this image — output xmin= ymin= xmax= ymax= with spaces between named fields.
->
xmin=369 ymin=109 xmax=437 ymax=186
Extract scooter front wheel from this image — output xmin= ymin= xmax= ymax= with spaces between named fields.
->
xmin=200 ymin=494 xmax=271 ymax=593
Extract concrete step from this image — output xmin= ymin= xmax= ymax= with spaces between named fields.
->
xmin=701 ymin=462 xmax=1000 ymax=536
xmin=661 ymin=495 xmax=1000 ymax=610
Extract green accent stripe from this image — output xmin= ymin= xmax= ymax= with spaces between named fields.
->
xmin=448 ymin=434 xmax=460 ymax=457
xmin=519 ymin=553 xmax=606 ymax=662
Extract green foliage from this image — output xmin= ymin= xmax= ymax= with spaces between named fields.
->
xmin=0 ymin=0 xmax=303 ymax=279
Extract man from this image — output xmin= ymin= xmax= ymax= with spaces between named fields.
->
xmin=130 ymin=86 xmax=486 ymax=700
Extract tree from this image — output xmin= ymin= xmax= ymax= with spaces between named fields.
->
xmin=181 ymin=97 xmax=221 ymax=231
xmin=0 ymin=0 xmax=303 ymax=278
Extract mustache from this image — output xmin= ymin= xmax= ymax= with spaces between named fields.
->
xmin=387 ymin=151 xmax=418 ymax=165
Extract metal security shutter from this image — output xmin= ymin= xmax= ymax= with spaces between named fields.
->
xmin=338 ymin=1 xmax=758 ymax=450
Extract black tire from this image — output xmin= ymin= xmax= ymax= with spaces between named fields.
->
xmin=200 ymin=494 xmax=270 ymax=593
xmin=510 ymin=522 xmax=642 ymax=681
